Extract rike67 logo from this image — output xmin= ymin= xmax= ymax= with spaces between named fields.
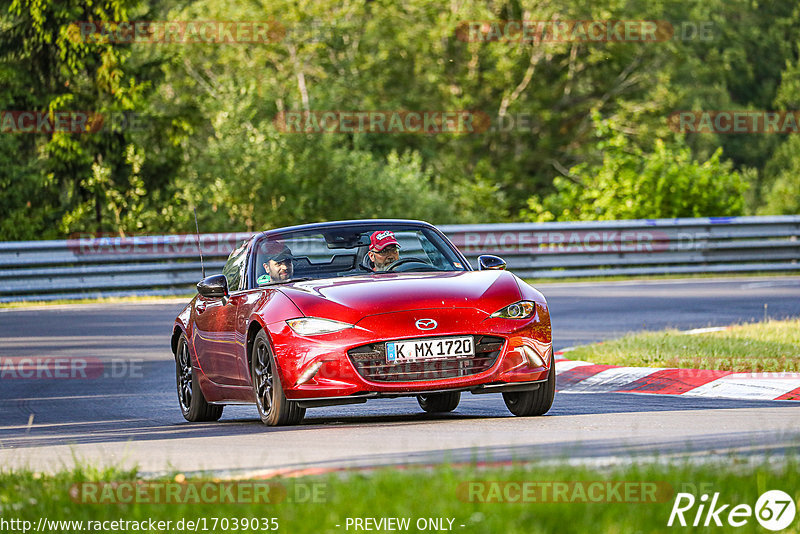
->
xmin=668 ymin=490 xmax=796 ymax=531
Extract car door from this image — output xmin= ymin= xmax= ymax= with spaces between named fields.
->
xmin=191 ymin=240 xmax=249 ymax=386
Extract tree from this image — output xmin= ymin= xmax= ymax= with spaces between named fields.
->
xmin=0 ymin=0 xmax=179 ymax=239
xmin=2 ymin=0 xmax=797 ymax=241
xmin=523 ymin=112 xmax=749 ymax=221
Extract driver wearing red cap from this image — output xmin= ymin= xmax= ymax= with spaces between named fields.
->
xmin=368 ymin=230 xmax=401 ymax=271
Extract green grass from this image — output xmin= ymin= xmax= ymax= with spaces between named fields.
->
xmin=2 ymin=460 xmax=799 ymax=533
xmin=565 ymin=319 xmax=800 ymax=372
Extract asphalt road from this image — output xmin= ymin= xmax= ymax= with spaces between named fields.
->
xmin=1 ymin=276 xmax=799 ymax=475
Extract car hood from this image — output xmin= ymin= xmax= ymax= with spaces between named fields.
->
xmin=277 ymin=270 xmax=522 ymax=323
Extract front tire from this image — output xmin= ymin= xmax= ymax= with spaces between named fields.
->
xmin=176 ymin=333 xmax=223 ymax=422
xmin=417 ymin=391 xmax=461 ymax=413
xmin=251 ymin=330 xmax=305 ymax=426
xmin=503 ymin=365 xmax=556 ymax=416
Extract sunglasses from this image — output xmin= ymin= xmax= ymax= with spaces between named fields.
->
xmin=373 ymin=245 xmax=399 ymax=254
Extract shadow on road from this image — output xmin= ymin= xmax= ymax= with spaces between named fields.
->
xmin=1 ymin=360 xmax=795 ymax=449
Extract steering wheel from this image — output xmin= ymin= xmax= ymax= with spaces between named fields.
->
xmin=386 ymin=257 xmax=430 ymax=272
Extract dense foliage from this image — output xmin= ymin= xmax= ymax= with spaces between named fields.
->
xmin=1 ymin=0 xmax=798 ymax=239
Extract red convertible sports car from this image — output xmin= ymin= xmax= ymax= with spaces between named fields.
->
xmin=171 ymin=219 xmax=554 ymax=426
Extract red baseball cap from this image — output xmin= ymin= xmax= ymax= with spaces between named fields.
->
xmin=370 ymin=230 xmax=400 ymax=251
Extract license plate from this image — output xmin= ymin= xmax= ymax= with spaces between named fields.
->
xmin=386 ymin=336 xmax=474 ymax=362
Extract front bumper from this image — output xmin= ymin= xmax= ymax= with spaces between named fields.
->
xmin=264 ymin=306 xmax=552 ymax=401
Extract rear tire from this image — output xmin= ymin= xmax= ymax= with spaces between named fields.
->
xmin=251 ymin=330 xmax=305 ymax=426
xmin=503 ymin=365 xmax=555 ymax=416
xmin=176 ymin=333 xmax=223 ymax=422
xmin=417 ymin=391 xmax=461 ymax=413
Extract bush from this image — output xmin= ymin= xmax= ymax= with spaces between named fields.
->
xmin=523 ymin=112 xmax=749 ymax=222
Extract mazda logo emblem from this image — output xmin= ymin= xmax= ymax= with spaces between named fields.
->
xmin=415 ymin=319 xmax=437 ymax=330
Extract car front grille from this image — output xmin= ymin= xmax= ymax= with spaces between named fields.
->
xmin=347 ymin=335 xmax=505 ymax=382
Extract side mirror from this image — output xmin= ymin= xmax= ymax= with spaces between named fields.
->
xmin=478 ymin=255 xmax=506 ymax=271
xmin=197 ymin=274 xmax=229 ymax=298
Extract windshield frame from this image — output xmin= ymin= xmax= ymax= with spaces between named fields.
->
xmin=247 ymin=220 xmax=471 ymax=288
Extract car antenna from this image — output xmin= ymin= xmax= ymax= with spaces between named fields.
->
xmin=193 ymin=207 xmax=206 ymax=279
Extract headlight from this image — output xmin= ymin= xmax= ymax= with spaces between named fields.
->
xmin=286 ymin=317 xmax=354 ymax=335
xmin=490 ymin=300 xmax=536 ymax=319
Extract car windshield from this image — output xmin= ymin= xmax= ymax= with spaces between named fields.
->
xmin=252 ymin=224 xmax=468 ymax=285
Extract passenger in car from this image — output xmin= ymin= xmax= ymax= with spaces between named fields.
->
xmin=257 ymin=243 xmax=294 ymax=284
xmin=367 ymin=230 xmax=401 ymax=271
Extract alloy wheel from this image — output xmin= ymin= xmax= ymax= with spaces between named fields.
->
xmin=177 ymin=339 xmax=193 ymax=411
xmin=254 ymin=339 xmax=274 ymax=415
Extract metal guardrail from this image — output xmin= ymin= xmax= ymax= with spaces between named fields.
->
xmin=0 ymin=216 xmax=798 ymax=301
